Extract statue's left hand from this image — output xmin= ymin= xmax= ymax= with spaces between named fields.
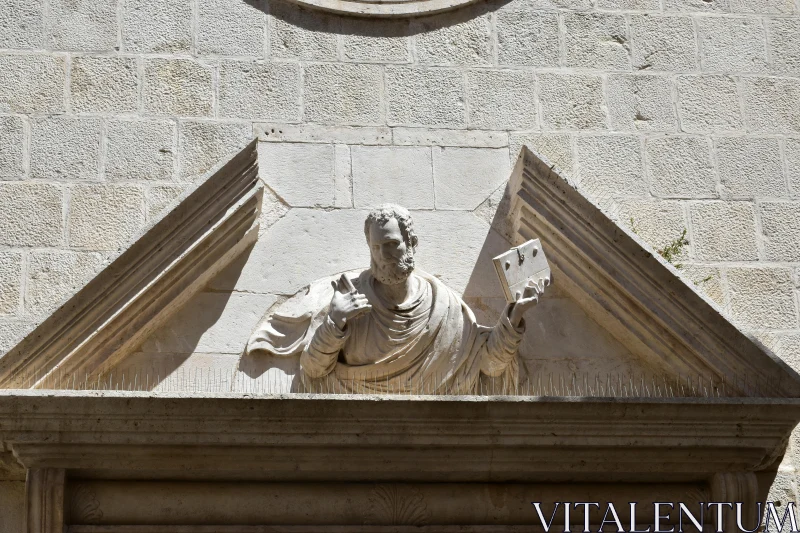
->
xmin=508 ymin=277 xmax=550 ymax=328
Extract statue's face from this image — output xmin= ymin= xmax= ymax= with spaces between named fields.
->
xmin=368 ymin=217 xmax=415 ymax=285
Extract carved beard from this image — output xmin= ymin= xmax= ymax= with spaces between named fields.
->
xmin=371 ymin=250 xmax=415 ymax=286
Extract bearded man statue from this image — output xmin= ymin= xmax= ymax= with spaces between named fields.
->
xmin=246 ymin=204 xmax=546 ymax=395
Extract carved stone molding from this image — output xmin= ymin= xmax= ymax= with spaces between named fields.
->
xmin=26 ymin=468 xmax=65 ymax=533
xmin=280 ymin=0 xmax=480 ymax=18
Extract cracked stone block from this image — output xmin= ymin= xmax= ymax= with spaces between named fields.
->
xmin=630 ymin=15 xmax=697 ymax=71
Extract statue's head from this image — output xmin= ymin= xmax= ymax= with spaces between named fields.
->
xmin=364 ymin=204 xmax=419 ymax=286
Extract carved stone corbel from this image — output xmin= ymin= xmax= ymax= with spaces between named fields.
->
xmin=26 ymin=468 xmax=65 ymax=533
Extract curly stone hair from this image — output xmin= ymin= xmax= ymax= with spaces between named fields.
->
xmin=363 ymin=204 xmax=419 ymax=249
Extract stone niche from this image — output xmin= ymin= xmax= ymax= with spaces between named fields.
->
xmin=1 ymin=141 xmax=800 ymax=532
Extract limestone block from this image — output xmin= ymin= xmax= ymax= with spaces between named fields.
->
xmin=122 ymin=0 xmax=191 ymax=53
xmin=698 ymin=16 xmax=768 ymax=73
xmin=0 ymin=183 xmax=63 ymax=247
xmin=575 ymin=135 xmax=646 ymax=197
xmin=70 ymin=56 xmax=138 ymax=114
xmin=689 ymin=202 xmax=758 ymax=261
xmin=146 ymin=184 xmax=186 ymax=221
xmin=742 ymin=77 xmax=800 ymax=133
xmin=768 ymin=19 xmax=800 ymax=75
xmin=393 ymin=128 xmax=506 ymax=148
xmin=509 ymin=134 xmax=572 ymax=175
xmin=0 ymin=481 xmax=25 ymax=532
xmin=178 ymin=121 xmax=251 ymax=180
xmin=386 ymin=67 xmax=465 ymax=128
xmin=0 ymin=117 xmax=24 ymax=180
xmin=0 ymin=252 xmax=21 ymax=317
xmin=413 ymin=14 xmax=492 ymax=66
xmin=259 ymin=187 xmax=290 ymax=233
xmin=106 ymin=119 xmax=175 ymax=182
xmin=144 ymin=58 xmax=213 ymax=117
xmin=0 ymin=0 xmax=43 ymax=49
xmin=727 ymin=266 xmax=798 ymax=330
xmin=351 ymin=146 xmax=433 ymax=208
xmin=538 ymin=73 xmax=605 ymax=130
xmin=269 ymin=3 xmax=339 ymax=61
xmin=0 ymin=55 xmax=65 ymax=114
xmin=663 ymin=0 xmax=730 ymax=11
xmin=731 ymin=0 xmax=795 ymax=12
xmin=259 ymin=142 xmax=334 ymax=207
xmin=68 ymin=185 xmax=146 ymax=250
xmin=196 ymin=0 xmax=265 ymax=57
xmin=766 ymin=472 xmax=799 ymax=513
xmin=496 ymin=10 xmax=559 ymax=67
xmin=467 ymin=70 xmax=537 ymax=131
xmin=716 ymin=137 xmax=786 ymax=199
xmin=788 ymin=138 xmax=800 ymax=195
xmin=303 ymin=64 xmax=382 ymax=125
xmin=210 ymin=208 xmax=371 ymax=294
xmin=47 ymin=0 xmax=117 ymax=51
xmin=765 ymin=333 xmax=800 ymax=374
xmin=255 ymin=123 xmax=391 ymax=145
xmin=219 ymin=61 xmax=300 ymax=121
xmin=630 ymin=15 xmax=697 ymax=71
xmin=341 ymin=19 xmax=411 ymax=63
xmin=680 ymin=263 xmax=725 ymax=308
xmin=646 ymin=136 xmax=716 ymax=197
xmin=26 ymin=250 xmax=105 ymax=318
xmin=607 ymin=74 xmax=677 ymax=132
xmin=141 ymin=292 xmax=279 ymax=354
xmin=334 ymin=144 xmax=352 ymax=208
xmin=500 ymin=0 xmax=591 ymax=8
xmin=432 ymin=147 xmax=510 ymax=210
xmin=564 ymin=13 xmax=630 ymax=69
xmin=0 ymin=321 xmax=33 ymax=354
xmin=616 ymin=200 xmax=688 ymax=256
xmin=760 ymin=203 xmax=800 ymax=261
xmin=677 ymin=76 xmax=743 ymax=133
xmin=30 ymin=117 xmax=101 ymax=181
xmin=596 ymin=0 xmax=660 ymax=8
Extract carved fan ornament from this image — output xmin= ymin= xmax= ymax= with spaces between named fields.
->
xmin=282 ymin=0 xmax=479 ymax=17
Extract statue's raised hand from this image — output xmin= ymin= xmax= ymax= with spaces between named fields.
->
xmin=509 ymin=277 xmax=550 ymax=328
xmin=329 ymin=274 xmax=373 ymax=330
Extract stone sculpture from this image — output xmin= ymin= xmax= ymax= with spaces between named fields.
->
xmin=247 ymin=204 xmax=548 ymax=394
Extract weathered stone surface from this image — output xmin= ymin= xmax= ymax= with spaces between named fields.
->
xmin=122 ymin=0 xmax=191 ymax=53
xmin=144 ymin=58 xmax=213 ymax=117
xmin=646 ymin=136 xmax=716 ymax=197
xmin=0 ymin=481 xmax=25 ymax=532
xmin=219 ymin=61 xmax=300 ymax=121
xmin=742 ymin=77 xmax=800 ymax=133
xmin=663 ymin=0 xmax=730 ymax=12
xmin=47 ymin=0 xmax=116 ymax=51
xmin=178 ymin=121 xmax=251 ymax=180
xmin=509 ymin=134 xmax=574 ymax=174
xmin=141 ymin=292 xmax=278 ymax=354
xmin=716 ymin=137 xmax=786 ymax=199
xmin=731 ymin=0 xmax=795 ymax=12
xmin=760 ymin=202 xmax=800 ymax=261
xmin=255 ymin=123 xmax=391 ymax=145
xmin=414 ymin=15 xmax=492 ymax=66
xmin=788 ymin=138 xmax=800 ymax=195
xmin=607 ymin=74 xmax=677 ymax=131
xmin=496 ymin=10 xmax=559 ymax=67
xmin=538 ymin=73 xmax=606 ymax=130
xmin=630 ymin=15 xmax=697 ymax=71
xmin=0 ymin=321 xmax=33 ymax=354
xmin=25 ymin=250 xmax=104 ymax=317
xmin=196 ymin=0 xmax=265 ymax=57
xmin=106 ymin=120 xmax=175 ymax=182
xmin=432 ymin=147 xmax=510 ymax=210
xmin=30 ymin=117 xmax=100 ymax=181
xmin=269 ymin=3 xmax=339 ymax=61
xmin=351 ymin=146 xmax=433 ymax=208
xmin=341 ymin=20 xmax=410 ymax=63
xmin=146 ymin=184 xmax=185 ymax=221
xmin=394 ymin=128 xmax=506 ymax=148
xmin=68 ymin=185 xmax=146 ymax=250
xmin=467 ymin=70 xmax=536 ymax=130
xmin=0 ymin=55 xmax=65 ymax=114
xmin=0 ymin=0 xmax=43 ymax=49
xmin=564 ymin=12 xmax=630 ymax=69
xmin=677 ymin=76 xmax=742 ymax=133
xmin=727 ymin=267 xmax=798 ymax=330
xmin=680 ymin=263 xmax=725 ymax=308
xmin=618 ymin=201 xmax=688 ymax=261
xmin=386 ymin=67 xmax=465 ymax=128
xmin=0 ymin=252 xmax=21 ymax=317
xmin=597 ymin=0 xmax=659 ymax=8
xmin=768 ymin=19 xmax=800 ymax=74
xmin=575 ymin=135 xmax=646 ymax=196
xmin=259 ymin=142 xmax=334 ymax=207
xmin=690 ymin=202 xmax=758 ymax=261
xmin=698 ymin=16 xmax=768 ymax=72
xmin=259 ymin=187 xmax=290 ymax=233
xmin=0 ymin=117 xmax=24 ymax=180
xmin=70 ymin=56 xmax=138 ymax=114
xmin=334 ymin=144 xmax=352 ymax=208
xmin=0 ymin=183 xmax=63 ymax=247
xmin=303 ymin=64 xmax=382 ymax=125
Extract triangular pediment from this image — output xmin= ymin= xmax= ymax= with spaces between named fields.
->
xmin=2 ymin=141 xmax=799 ymax=398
